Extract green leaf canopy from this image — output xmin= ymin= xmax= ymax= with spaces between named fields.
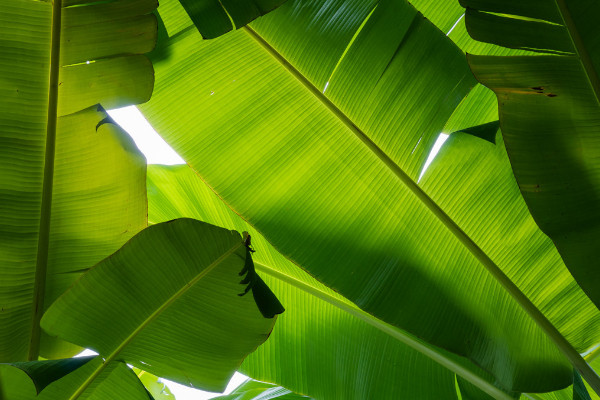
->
xmin=147 ymin=164 xmax=514 ymax=400
xmin=461 ymin=0 xmax=600 ymax=312
xmin=138 ymin=0 xmax=600 ymax=393
xmin=41 ymin=219 xmax=282 ymax=394
xmin=211 ymin=378 xmax=311 ymax=400
xmin=0 ymin=0 xmax=156 ymax=361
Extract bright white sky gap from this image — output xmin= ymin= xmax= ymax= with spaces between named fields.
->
xmin=99 ymin=107 xmax=450 ymax=398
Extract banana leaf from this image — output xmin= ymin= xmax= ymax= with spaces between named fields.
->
xmin=138 ymin=0 xmax=600 ymax=393
xmin=37 ymin=357 xmax=153 ymax=400
xmin=461 ymin=0 xmax=600 ymax=321
xmin=41 ymin=219 xmax=282 ymax=395
xmin=0 ymin=357 xmax=93 ymax=399
xmin=147 ymin=164 xmax=516 ymax=400
xmin=0 ymin=0 xmax=156 ymax=361
xmin=211 ymin=379 xmax=311 ymax=400
xmin=132 ymin=368 xmax=175 ymax=400
xmin=178 ymin=0 xmax=289 ymax=39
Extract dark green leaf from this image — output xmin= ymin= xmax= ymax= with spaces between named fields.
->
xmin=463 ymin=0 xmax=600 ymax=326
xmin=179 ymin=0 xmax=289 ymax=39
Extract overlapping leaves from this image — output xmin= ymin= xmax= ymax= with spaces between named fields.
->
xmin=139 ymin=0 xmax=600 ymax=393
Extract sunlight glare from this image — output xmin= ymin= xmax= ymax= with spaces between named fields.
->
xmin=108 ymin=106 xmax=185 ymax=165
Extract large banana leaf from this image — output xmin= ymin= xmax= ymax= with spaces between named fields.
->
xmin=41 ymin=219 xmax=282 ymax=395
xmin=460 ymin=0 xmax=600 ymax=314
xmin=0 ymin=0 xmax=156 ymax=361
xmin=148 ymin=164 xmax=516 ymax=400
xmin=138 ymin=0 xmax=600 ymax=393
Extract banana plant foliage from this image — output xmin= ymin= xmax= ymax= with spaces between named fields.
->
xmin=0 ymin=0 xmax=157 ymax=361
xmin=147 ymin=164 xmax=518 ymax=400
xmin=41 ymin=218 xmax=283 ymax=396
xmin=460 ymin=0 xmax=600 ymax=313
xmin=524 ymin=369 xmax=595 ymax=400
xmin=139 ymin=0 xmax=600 ymax=394
xmin=132 ymin=368 xmax=175 ymax=400
xmin=0 ymin=356 xmax=157 ymax=400
xmin=37 ymin=357 xmax=155 ymax=400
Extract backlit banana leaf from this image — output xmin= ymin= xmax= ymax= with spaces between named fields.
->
xmin=0 ymin=0 xmax=156 ymax=361
xmin=0 ymin=356 xmax=93 ymax=399
xmin=138 ymin=0 xmax=600 ymax=393
xmin=41 ymin=219 xmax=283 ymax=396
xmin=461 ymin=0 xmax=600 ymax=312
xmin=178 ymin=0 xmax=289 ymax=39
xmin=147 ymin=164 xmax=515 ymax=400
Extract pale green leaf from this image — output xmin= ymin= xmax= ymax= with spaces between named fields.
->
xmin=212 ymin=379 xmax=310 ymax=400
xmin=179 ymin=0 xmax=289 ymax=39
xmin=41 ymin=219 xmax=281 ymax=395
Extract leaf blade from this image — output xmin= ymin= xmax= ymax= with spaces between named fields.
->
xmin=41 ymin=219 xmax=281 ymax=395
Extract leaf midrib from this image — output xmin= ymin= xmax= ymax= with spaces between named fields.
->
xmin=253 ymin=261 xmax=513 ymax=400
xmin=29 ymin=0 xmax=63 ymax=362
xmin=241 ymin=24 xmax=594 ymax=386
xmin=66 ymin=241 xmax=244 ymax=400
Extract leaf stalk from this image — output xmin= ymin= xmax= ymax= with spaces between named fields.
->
xmin=29 ymin=0 xmax=63 ymax=362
